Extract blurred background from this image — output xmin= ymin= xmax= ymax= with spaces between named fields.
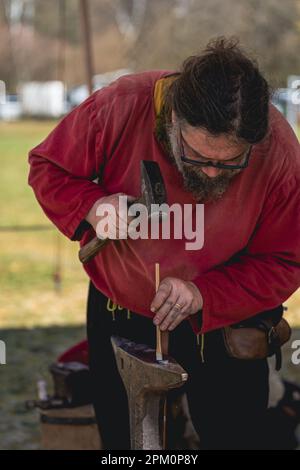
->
xmin=0 ymin=0 xmax=300 ymax=450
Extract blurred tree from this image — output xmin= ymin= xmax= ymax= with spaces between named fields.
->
xmin=242 ymin=0 xmax=300 ymax=85
xmin=0 ymin=0 xmax=36 ymax=89
xmin=34 ymin=0 xmax=79 ymax=44
xmin=0 ymin=0 xmax=299 ymax=92
xmin=114 ymin=0 xmax=147 ymax=44
xmin=129 ymin=0 xmax=300 ymax=87
xmin=0 ymin=0 xmax=17 ymax=91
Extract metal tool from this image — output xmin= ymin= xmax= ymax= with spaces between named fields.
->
xmin=79 ymin=160 xmax=167 ymax=263
xmin=111 ymin=335 xmax=188 ymax=450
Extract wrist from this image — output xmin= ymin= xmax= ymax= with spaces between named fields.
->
xmin=188 ymin=281 xmax=203 ymax=311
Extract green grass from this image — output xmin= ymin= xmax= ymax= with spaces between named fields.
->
xmin=0 ymin=121 xmax=88 ymax=328
xmin=0 ymin=121 xmax=89 ymax=450
xmin=1 ymin=121 xmax=53 ymax=225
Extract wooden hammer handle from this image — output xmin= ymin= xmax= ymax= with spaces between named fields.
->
xmin=78 ymin=236 xmax=110 ymax=263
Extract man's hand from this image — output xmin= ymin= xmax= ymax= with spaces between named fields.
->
xmin=150 ymin=277 xmax=203 ymax=331
xmin=86 ymin=193 xmax=136 ymax=239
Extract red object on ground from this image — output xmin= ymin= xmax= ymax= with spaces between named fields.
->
xmin=58 ymin=339 xmax=89 ymax=365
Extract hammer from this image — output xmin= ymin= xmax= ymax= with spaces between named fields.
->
xmin=79 ymin=160 xmax=167 ymax=264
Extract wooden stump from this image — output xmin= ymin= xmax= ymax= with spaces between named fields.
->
xmin=40 ymin=405 xmax=102 ymax=450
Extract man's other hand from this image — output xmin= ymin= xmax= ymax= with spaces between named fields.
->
xmin=151 ymin=277 xmax=203 ymax=331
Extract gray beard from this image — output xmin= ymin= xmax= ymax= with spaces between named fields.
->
xmin=166 ymin=122 xmax=241 ymax=203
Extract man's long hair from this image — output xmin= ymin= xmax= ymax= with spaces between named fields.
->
xmin=164 ymin=37 xmax=270 ymax=144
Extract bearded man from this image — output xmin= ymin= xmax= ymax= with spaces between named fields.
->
xmin=28 ymin=38 xmax=300 ymax=450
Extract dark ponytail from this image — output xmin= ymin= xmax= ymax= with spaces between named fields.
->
xmin=165 ymin=37 xmax=270 ymax=144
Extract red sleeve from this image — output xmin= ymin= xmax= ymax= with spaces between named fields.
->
xmin=192 ymin=175 xmax=300 ymax=334
xmin=28 ymin=93 xmax=108 ymax=240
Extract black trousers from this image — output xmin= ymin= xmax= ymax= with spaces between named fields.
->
xmin=87 ymin=281 xmax=269 ymax=450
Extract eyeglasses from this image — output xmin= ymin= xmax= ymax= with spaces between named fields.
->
xmin=179 ymin=129 xmax=252 ymax=170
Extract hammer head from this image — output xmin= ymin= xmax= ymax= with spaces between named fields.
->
xmin=139 ymin=161 xmax=167 ymax=219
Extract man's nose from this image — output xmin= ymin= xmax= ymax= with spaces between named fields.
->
xmin=201 ymin=166 xmax=222 ymax=178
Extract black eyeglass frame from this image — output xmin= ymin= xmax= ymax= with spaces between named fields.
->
xmin=179 ymin=129 xmax=252 ymax=170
